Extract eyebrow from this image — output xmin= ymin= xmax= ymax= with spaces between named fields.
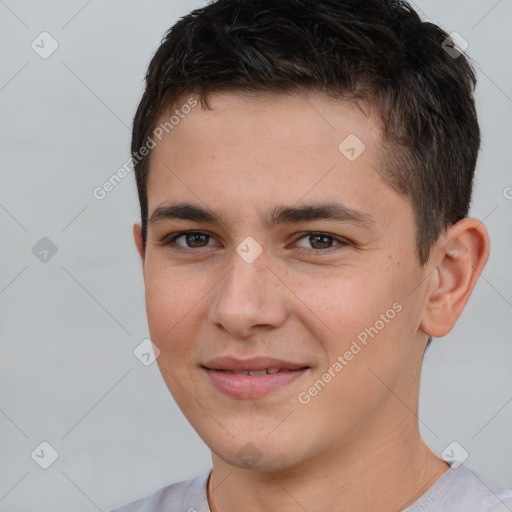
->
xmin=148 ymin=202 xmax=376 ymax=229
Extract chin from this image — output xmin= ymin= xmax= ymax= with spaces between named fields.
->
xmin=210 ymin=434 xmax=305 ymax=473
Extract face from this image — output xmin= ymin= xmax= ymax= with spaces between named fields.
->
xmin=136 ymin=91 xmax=433 ymax=472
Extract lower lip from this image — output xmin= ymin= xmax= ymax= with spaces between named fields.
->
xmin=204 ymin=368 xmax=309 ymax=399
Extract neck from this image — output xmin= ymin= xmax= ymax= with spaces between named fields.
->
xmin=207 ymin=409 xmax=449 ymax=512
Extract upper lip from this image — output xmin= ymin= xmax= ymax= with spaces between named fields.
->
xmin=202 ymin=356 xmax=309 ymax=372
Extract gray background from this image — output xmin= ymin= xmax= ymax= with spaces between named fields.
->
xmin=0 ymin=1 xmax=511 ymax=510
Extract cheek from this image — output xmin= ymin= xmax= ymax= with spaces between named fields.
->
xmin=144 ymin=265 xmax=206 ymax=355
xmin=300 ymin=265 xmax=399 ymax=338
xmin=144 ymin=268 xmax=205 ymax=406
xmin=299 ymin=265 xmax=414 ymax=398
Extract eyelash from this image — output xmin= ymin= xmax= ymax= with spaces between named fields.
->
xmin=159 ymin=230 xmax=350 ymax=255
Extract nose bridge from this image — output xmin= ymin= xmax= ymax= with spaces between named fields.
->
xmin=220 ymin=245 xmax=273 ymax=309
xmin=208 ymin=244 xmax=287 ymax=335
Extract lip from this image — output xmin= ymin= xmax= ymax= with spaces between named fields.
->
xmin=202 ymin=356 xmax=308 ymax=372
xmin=202 ymin=356 xmax=310 ymax=399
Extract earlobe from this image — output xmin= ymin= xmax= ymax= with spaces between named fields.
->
xmin=133 ymin=220 xmax=146 ymax=264
xmin=419 ymin=218 xmax=490 ymax=339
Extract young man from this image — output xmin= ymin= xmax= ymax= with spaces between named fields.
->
xmin=113 ymin=0 xmax=512 ymax=510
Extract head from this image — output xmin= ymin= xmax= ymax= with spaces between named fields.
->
xmin=133 ymin=0 xmax=481 ymax=266
xmin=131 ymin=0 xmax=489 ymax=473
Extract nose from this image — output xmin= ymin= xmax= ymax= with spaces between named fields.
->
xmin=207 ymin=249 xmax=289 ymax=338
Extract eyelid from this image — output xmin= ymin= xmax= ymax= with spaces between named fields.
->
xmin=290 ymin=231 xmax=351 ymax=254
xmin=291 ymin=231 xmax=350 ymax=246
xmin=159 ymin=230 xmax=351 ymax=253
xmin=158 ymin=230 xmax=218 ymax=248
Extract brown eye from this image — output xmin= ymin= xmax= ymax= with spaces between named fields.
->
xmin=294 ymin=232 xmax=348 ymax=253
xmin=308 ymin=234 xmax=334 ymax=249
xmin=183 ymin=232 xmax=210 ymax=248
xmin=160 ymin=231 xmax=217 ymax=250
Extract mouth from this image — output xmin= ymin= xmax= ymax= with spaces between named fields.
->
xmin=208 ymin=367 xmax=307 ymax=375
xmin=201 ymin=357 xmax=310 ymax=399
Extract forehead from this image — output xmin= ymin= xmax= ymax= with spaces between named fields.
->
xmin=154 ymin=90 xmax=381 ymax=155
xmin=146 ymin=91 xmax=408 ymax=227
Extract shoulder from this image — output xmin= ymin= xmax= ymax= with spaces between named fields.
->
xmin=405 ymin=464 xmax=512 ymax=511
xmin=109 ymin=468 xmax=211 ymax=512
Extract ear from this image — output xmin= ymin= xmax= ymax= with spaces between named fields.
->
xmin=133 ymin=220 xmax=146 ymax=269
xmin=419 ymin=217 xmax=490 ymax=338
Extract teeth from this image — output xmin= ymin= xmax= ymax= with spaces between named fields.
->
xmin=248 ymin=370 xmax=267 ymax=376
xmin=221 ymin=368 xmax=285 ymax=375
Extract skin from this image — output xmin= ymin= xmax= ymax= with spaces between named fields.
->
xmin=133 ymin=91 xmax=489 ymax=512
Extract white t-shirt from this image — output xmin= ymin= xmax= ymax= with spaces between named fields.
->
xmin=111 ymin=464 xmax=512 ymax=511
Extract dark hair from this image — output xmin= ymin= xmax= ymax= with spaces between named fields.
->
xmin=132 ymin=0 xmax=480 ymax=265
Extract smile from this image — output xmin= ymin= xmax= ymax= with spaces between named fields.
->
xmin=220 ymin=368 xmax=291 ymax=375
xmin=202 ymin=366 xmax=310 ymax=399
